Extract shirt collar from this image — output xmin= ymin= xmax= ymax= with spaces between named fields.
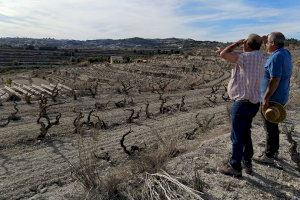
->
xmin=272 ymin=47 xmax=283 ymax=55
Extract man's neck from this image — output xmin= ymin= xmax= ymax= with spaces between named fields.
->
xmin=269 ymin=46 xmax=280 ymax=54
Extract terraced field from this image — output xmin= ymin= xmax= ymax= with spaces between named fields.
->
xmin=0 ymin=49 xmax=235 ymax=199
xmin=0 ymin=48 xmax=299 ymax=199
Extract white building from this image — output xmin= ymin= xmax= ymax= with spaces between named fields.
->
xmin=110 ymin=56 xmax=123 ymax=64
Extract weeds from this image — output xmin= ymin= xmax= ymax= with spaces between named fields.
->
xmin=71 ymin=127 xmax=203 ymax=200
xmin=70 ymin=136 xmax=130 ymax=200
xmin=192 ymin=169 xmax=210 ymax=193
xmin=282 ymin=124 xmax=300 ymax=168
xmin=141 ymin=171 xmax=203 ymax=200
xmin=186 ymin=113 xmax=216 ymax=140
xmin=131 ymin=134 xmax=181 ymax=174
xmin=71 ymin=151 xmax=129 ymax=200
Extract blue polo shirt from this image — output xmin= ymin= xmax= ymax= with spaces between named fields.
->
xmin=260 ymin=48 xmax=293 ymax=104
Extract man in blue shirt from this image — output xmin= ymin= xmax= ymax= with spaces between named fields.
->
xmin=257 ymin=32 xmax=293 ymax=164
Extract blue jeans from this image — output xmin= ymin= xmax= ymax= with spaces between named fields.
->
xmin=229 ymin=100 xmax=260 ymax=170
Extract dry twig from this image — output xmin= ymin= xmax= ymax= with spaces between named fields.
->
xmin=142 ymin=171 xmax=203 ymax=200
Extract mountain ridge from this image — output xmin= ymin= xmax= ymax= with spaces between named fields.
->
xmin=0 ymin=37 xmax=220 ymax=49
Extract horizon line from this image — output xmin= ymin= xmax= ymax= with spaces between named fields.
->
xmin=0 ymin=36 xmax=299 ymax=44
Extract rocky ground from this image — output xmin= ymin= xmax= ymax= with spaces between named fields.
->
xmin=0 ymin=52 xmax=299 ymax=200
xmin=25 ymin=99 xmax=300 ymax=200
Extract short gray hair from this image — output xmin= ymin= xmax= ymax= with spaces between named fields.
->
xmin=269 ymin=32 xmax=285 ymax=48
xmin=246 ymin=33 xmax=262 ymax=50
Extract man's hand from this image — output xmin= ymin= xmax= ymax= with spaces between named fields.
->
xmin=262 ymin=77 xmax=280 ymax=110
xmin=215 ymin=47 xmax=222 ymax=54
xmin=262 ymin=96 xmax=269 ymax=110
xmin=235 ymin=39 xmax=245 ymax=46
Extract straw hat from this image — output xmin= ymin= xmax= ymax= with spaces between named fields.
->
xmin=262 ymin=102 xmax=286 ymax=123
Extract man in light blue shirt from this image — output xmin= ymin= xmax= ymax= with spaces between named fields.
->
xmin=257 ymin=32 xmax=293 ymax=164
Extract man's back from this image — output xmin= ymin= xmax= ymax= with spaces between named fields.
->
xmin=228 ymin=50 xmax=265 ymax=104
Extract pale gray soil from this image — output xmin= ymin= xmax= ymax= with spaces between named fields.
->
xmin=0 ymin=52 xmax=299 ymax=200
xmin=25 ymin=104 xmax=300 ymax=200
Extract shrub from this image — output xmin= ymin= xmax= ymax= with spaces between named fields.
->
xmin=88 ymin=56 xmax=110 ymax=63
xmin=5 ymin=78 xmax=12 ymax=86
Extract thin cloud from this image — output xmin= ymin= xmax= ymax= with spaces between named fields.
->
xmin=0 ymin=0 xmax=299 ymax=41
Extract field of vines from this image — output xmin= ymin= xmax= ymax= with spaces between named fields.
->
xmin=2 ymin=48 xmax=299 ymax=199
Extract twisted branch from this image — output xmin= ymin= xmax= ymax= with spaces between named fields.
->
xmin=36 ymin=97 xmax=62 ymax=139
xmin=120 ymin=128 xmax=143 ymax=156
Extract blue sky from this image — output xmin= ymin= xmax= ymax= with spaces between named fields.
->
xmin=0 ymin=0 xmax=299 ymax=42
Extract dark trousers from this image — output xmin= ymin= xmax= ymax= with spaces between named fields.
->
xmin=262 ymin=112 xmax=280 ymax=158
xmin=229 ymin=101 xmax=260 ymax=170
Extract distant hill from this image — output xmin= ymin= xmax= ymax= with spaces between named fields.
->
xmin=0 ymin=37 xmax=222 ymax=49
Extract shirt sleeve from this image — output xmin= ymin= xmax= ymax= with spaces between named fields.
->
xmin=236 ymin=53 xmax=245 ymax=67
xmin=269 ymin=54 xmax=283 ymax=78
